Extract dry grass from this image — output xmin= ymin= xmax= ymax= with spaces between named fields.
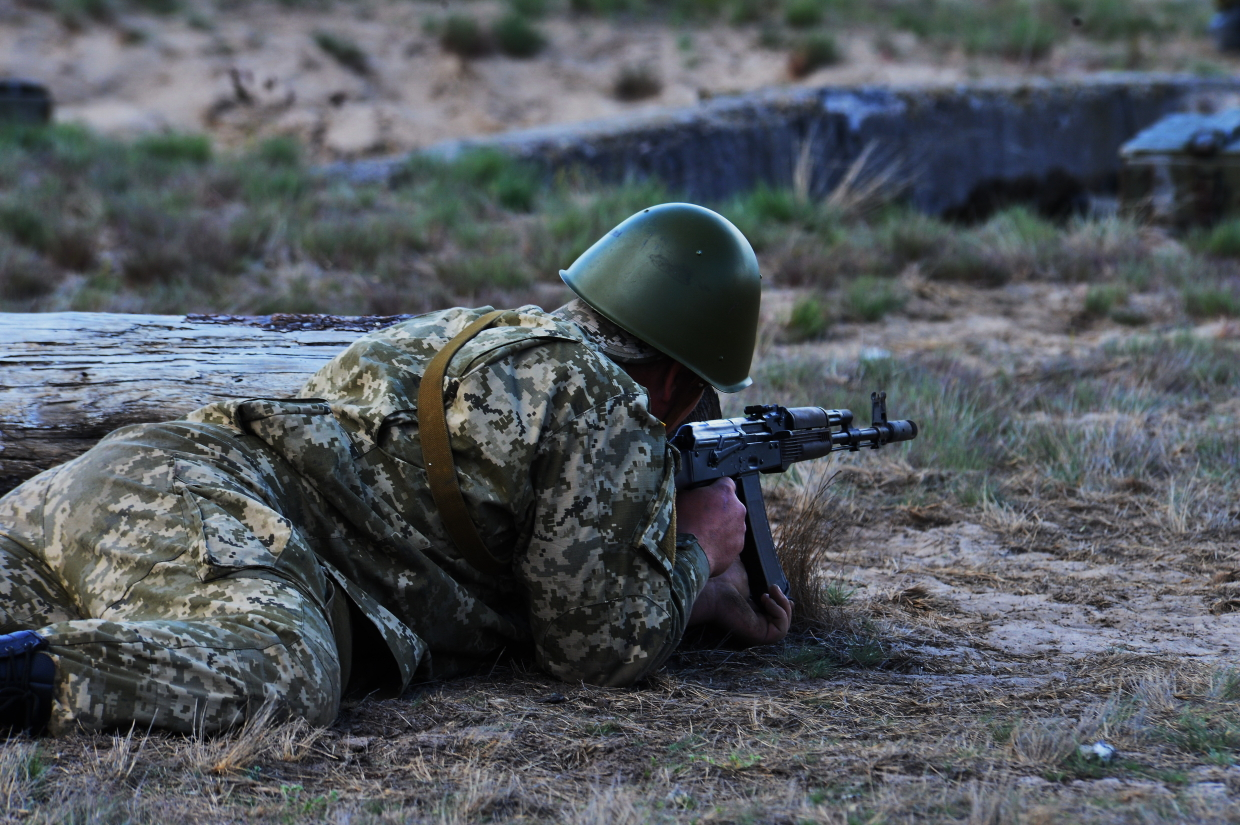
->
xmin=6 ymin=111 xmax=1240 ymax=822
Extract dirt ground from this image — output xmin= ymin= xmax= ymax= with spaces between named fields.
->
xmin=0 ymin=0 xmax=1234 ymax=159
xmin=2 ymin=274 xmax=1238 ymax=823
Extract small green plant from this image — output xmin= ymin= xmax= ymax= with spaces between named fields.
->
xmin=613 ymin=65 xmax=662 ymax=101
xmin=253 ymin=135 xmax=301 ymax=169
xmin=1184 ymin=283 xmax=1240 ymax=318
xmin=1162 ymin=709 xmax=1240 ymax=757
xmin=788 ymin=33 xmax=842 ymax=77
xmin=1196 ymin=218 xmax=1240 ymax=258
xmin=185 ymin=10 xmax=213 ymax=30
xmin=777 ymin=644 xmax=836 ymax=679
xmin=844 ymin=275 xmax=905 ymax=322
xmin=735 ymin=184 xmax=806 ymax=224
xmin=440 ymin=15 xmax=493 ymax=58
xmin=993 ymin=13 xmax=1057 ymax=61
xmin=784 ymin=0 xmax=823 ymax=28
xmin=823 ymin=577 xmax=855 ymax=606
xmin=0 ymin=204 xmax=51 ymax=251
xmin=0 ymin=244 xmax=61 ymax=300
xmin=587 ymin=721 xmax=622 ymax=735
xmin=726 ymin=750 xmax=763 ymax=770
xmin=493 ymin=13 xmax=547 ymax=58
xmin=730 ymin=0 xmax=765 ymax=24
xmin=845 ymin=631 xmax=889 ymax=668
xmin=135 ymin=132 xmax=212 ymax=164
xmin=1083 ymin=283 xmax=1128 ymax=318
xmin=448 ymin=148 xmax=542 ymax=211
xmin=509 ymin=0 xmax=549 ymax=17
xmin=786 ymin=295 xmax=829 ymax=341
xmin=312 ymin=30 xmax=370 ymax=75
xmin=1210 ymin=667 xmax=1240 ymax=701
xmin=279 ymin=784 xmax=339 ymax=822
xmin=493 ymin=167 xmax=541 ymax=211
xmin=928 ymin=241 xmax=1008 ymax=286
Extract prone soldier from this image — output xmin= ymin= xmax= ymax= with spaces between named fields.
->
xmin=0 ymin=202 xmax=792 ymax=736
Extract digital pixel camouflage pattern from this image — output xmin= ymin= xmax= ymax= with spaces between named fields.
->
xmin=0 ymin=305 xmax=710 ymax=733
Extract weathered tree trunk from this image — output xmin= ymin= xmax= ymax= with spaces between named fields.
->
xmin=0 ymin=312 xmax=410 ymax=496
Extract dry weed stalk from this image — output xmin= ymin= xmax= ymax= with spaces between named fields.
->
xmin=97 ymin=724 xmax=149 ymax=781
xmin=191 ymin=692 xmax=282 ymax=775
xmin=791 ymin=123 xmax=820 ymax=204
xmin=774 ymin=467 xmax=846 ymax=629
xmin=0 ymin=740 xmax=41 ymax=812
xmin=966 ymin=778 xmax=1020 ymax=825
xmin=823 ymin=140 xmax=906 ymax=217
xmin=1131 ymin=669 xmax=1178 ymax=720
xmin=1162 ymin=477 xmax=1199 ymax=535
xmin=434 ymin=767 xmax=532 ymax=825
xmin=1009 ymin=717 xmax=1079 ymax=766
xmin=571 ymin=782 xmax=643 ymax=825
xmin=273 ymin=716 xmax=326 ymax=762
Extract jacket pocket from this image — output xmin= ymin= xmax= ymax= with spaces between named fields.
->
xmin=179 ymin=484 xmax=293 ymax=582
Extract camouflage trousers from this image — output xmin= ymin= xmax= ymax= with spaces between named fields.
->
xmin=0 ymin=422 xmax=343 ymax=735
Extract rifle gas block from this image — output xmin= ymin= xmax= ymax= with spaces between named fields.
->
xmin=670 ymin=393 xmax=918 ymax=489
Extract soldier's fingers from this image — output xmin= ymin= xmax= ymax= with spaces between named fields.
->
xmin=760 ymin=589 xmax=793 ymax=635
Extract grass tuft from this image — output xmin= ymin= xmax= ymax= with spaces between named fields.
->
xmin=775 ymin=469 xmax=845 ymax=627
xmin=134 ymin=132 xmax=212 ymax=164
xmin=785 ymin=295 xmax=829 ymax=341
xmin=1183 ymin=282 xmax=1240 ymax=318
xmin=844 ymin=275 xmax=905 ymax=322
xmin=783 ymin=0 xmax=823 ymax=28
xmin=1083 ymin=283 xmax=1129 ymax=319
xmin=613 ymin=64 xmax=662 ymax=101
xmin=440 ymin=15 xmax=494 ymax=58
xmin=787 ymin=33 xmax=842 ymax=77
xmin=494 ymin=14 xmax=548 ymax=58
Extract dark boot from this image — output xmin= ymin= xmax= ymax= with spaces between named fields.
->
xmin=0 ymin=631 xmax=54 ymax=737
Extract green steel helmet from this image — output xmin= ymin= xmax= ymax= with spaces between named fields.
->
xmin=559 ymin=202 xmax=761 ymax=393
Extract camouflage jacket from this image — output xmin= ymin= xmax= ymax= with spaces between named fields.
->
xmin=186 ymin=306 xmax=711 ymax=691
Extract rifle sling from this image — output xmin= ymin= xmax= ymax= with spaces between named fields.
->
xmin=419 ymin=310 xmax=507 ymax=576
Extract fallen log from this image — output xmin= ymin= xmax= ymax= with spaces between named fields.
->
xmin=0 ymin=312 xmax=412 ymax=496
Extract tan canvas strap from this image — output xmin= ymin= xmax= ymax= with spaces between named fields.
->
xmin=419 ymin=310 xmax=507 ymax=575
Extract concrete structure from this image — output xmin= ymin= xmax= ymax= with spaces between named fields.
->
xmin=331 ymin=74 xmax=1240 ymax=217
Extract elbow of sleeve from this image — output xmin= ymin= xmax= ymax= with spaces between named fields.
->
xmin=536 ymin=596 xmax=682 ymax=687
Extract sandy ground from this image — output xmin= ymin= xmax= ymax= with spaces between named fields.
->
xmin=0 ymin=0 xmax=1234 ymax=159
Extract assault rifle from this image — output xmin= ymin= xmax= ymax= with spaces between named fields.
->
xmin=670 ymin=392 xmax=918 ymax=600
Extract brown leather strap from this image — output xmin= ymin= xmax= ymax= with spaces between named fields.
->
xmin=419 ymin=310 xmax=507 ymax=575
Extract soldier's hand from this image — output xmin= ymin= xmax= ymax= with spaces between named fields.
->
xmin=676 ymin=478 xmax=747 ymax=577
xmin=688 ymin=558 xmax=793 ymax=646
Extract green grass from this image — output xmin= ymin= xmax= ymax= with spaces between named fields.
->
xmin=1191 ymin=217 xmax=1240 ymax=258
xmin=843 ymin=275 xmax=904 ymax=322
xmin=3 ymin=120 xmax=1240 ymax=336
xmin=1183 ymin=282 xmax=1240 ymax=318
xmin=1083 ymin=283 xmax=1129 ymax=318
xmin=784 ymin=0 xmax=824 ymax=28
xmin=493 ymin=13 xmax=547 ymax=58
xmin=785 ymin=295 xmax=830 ymax=341
xmin=554 ymin=0 xmax=1208 ymax=56
xmin=788 ymin=32 xmax=843 ymax=76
